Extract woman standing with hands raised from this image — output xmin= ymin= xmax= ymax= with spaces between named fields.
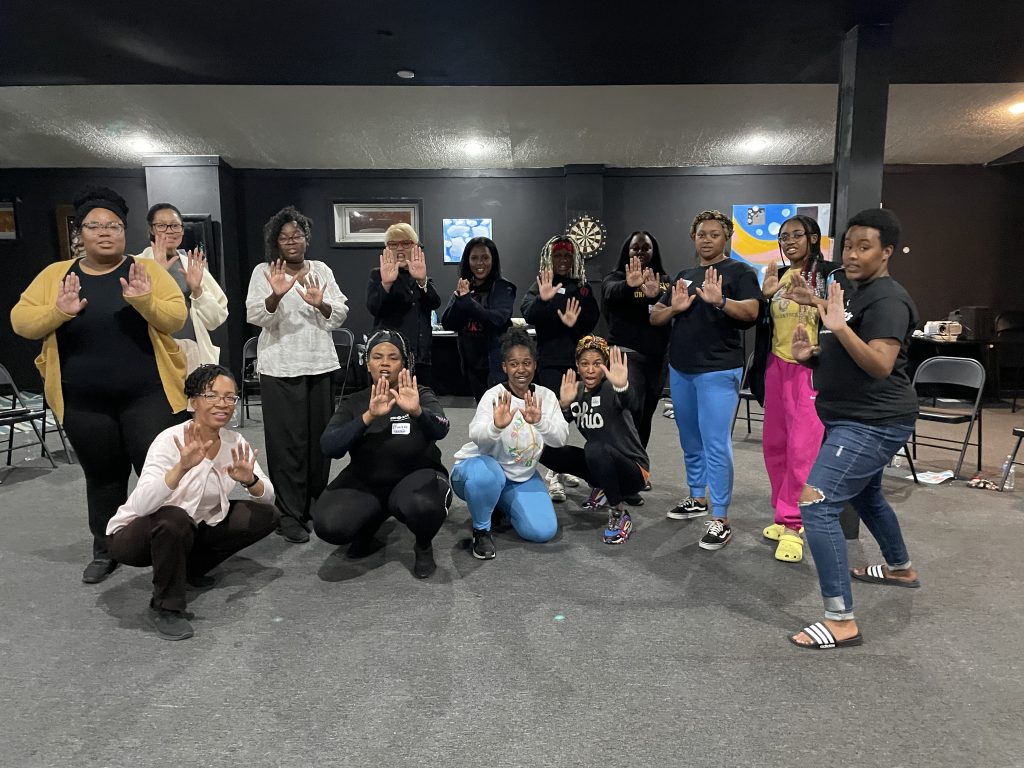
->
xmin=312 ymin=330 xmax=451 ymax=579
xmin=367 ymin=223 xmax=441 ymax=386
xmin=245 ymin=206 xmax=348 ymax=544
xmin=650 ymin=210 xmax=760 ymax=551
xmin=11 ymin=186 xmax=188 ymax=585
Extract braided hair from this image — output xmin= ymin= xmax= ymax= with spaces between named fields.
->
xmin=778 ymin=215 xmax=826 ymax=298
xmin=538 ymin=235 xmax=586 ymax=282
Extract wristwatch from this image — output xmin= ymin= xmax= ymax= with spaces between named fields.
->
xmin=240 ymin=475 xmax=260 ymax=489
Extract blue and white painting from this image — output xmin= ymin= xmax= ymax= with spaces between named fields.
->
xmin=443 ymin=218 xmax=493 ymax=263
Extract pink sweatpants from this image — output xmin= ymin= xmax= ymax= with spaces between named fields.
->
xmin=762 ymin=353 xmax=824 ymax=529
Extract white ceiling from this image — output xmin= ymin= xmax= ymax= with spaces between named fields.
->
xmin=0 ymin=83 xmax=1022 ymax=169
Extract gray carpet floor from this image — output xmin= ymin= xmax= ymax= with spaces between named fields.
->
xmin=2 ymin=401 xmax=1023 ymax=768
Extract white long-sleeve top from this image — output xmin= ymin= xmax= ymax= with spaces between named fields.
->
xmin=137 ymin=246 xmax=229 ymax=367
xmin=106 ymin=422 xmax=275 ymax=535
xmin=453 ymin=383 xmax=569 ymax=482
xmin=245 ymin=260 xmax=348 ymax=377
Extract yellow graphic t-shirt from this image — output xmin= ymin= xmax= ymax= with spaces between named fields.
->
xmin=770 ymin=270 xmax=820 ymax=362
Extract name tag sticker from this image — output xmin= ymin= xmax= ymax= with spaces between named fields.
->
xmin=556 ymin=286 xmax=566 ymax=294
xmin=682 ymin=279 xmax=692 ymax=288
xmin=591 ymin=396 xmax=601 ymax=407
xmin=392 ymin=423 xmax=411 ymax=435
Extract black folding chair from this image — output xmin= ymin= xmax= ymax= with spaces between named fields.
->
xmin=731 ymin=353 xmax=763 ymax=435
xmin=239 ymin=336 xmax=260 ymax=427
xmin=332 ymin=328 xmax=356 ymax=404
xmin=0 ymin=363 xmax=57 ymax=480
xmin=909 ymin=356 xmax=985 ymax=479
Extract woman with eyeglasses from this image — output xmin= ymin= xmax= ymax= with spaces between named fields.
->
xmin=749 ymin=215 xmax=847 ymax=564
xmin=367 ymin=223 xmax=441 ymax=387
xmin=11 ymin=186 xmax=188 ymax=585
xmin=106 ymin=365 xmax=279 ymax=641
xmin=440 ymin=236 xmax=516 ymax=402
xmin=245 ymin=206 xmax=349 ymax=544
xmin=136 ymin=203 xmax=228 ymax=371
xmin=650 ymin=210 xmax=761 ymax=551
xmin=601 ymin=231 xmax=671 ymax=448
xmin=312 ymin=331 xmax=451 ymax=579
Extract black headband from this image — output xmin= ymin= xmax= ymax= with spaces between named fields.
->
xmin=365 ymin=330 xmax=414 ymax=374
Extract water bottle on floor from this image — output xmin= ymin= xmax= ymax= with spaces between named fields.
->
xmin=891 ymin=452 xmax=903 ymax=469
xmin=1003 ymin=455 xmax=1016 ymax=491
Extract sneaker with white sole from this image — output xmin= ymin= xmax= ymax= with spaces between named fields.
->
xmin=581 ymin=488 xmax=607 ymax=509
xmin=562 ymin=473 xmax=581 ymax=488
xmin=471 ymin=529 xmax=496 ymax=560
xmin=699 ymin=519 xmax=732 ymax=550
xmin=666 ymin=496 xmax=709 ymax=519
xmin=548 ymin=474 xmax=567 ymax=502
xmin=603 ymin=510 xmax=633 ymax=544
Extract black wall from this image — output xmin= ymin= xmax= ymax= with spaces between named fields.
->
xmin=2 ymin=163 xmax=1022 ymax=390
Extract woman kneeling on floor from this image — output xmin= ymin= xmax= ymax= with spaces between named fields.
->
xmin=106 ymin=365 xmax=279 ymax=641
xmin=541 ymin=336 xmax=650 ymax=545
xmin=312 ymin=330 xmax=452 ymax=579
xmin=451 ymin=328 xmax=570 ymax=560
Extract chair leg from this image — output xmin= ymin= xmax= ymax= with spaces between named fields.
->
xmin=26 ymin=416 xmax=56 ymax=469
xmin=6 ymin=424 xmax=13 ymax=466
xmin=977 ymin=409 xmax=983 ymax=474
xmin=731 ymin=400 xmax=741 ymax=433
xmin=1000 ymin=435 xmax=1023 ymax=491
xmin=745 ymin=400 xmax=752 ymax=435
xmin=902 ymin=443 xmax=920 ymax=485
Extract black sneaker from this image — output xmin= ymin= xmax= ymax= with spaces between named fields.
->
xmin=699 ymin=519 xmax=732 ymax=550
xmin=623 ymin=493 xmax=645 ymax=506
xmin=82 ymin=558 xmax=119 ymax=584
xmin=275 ymin=515 xmax=310 ymax=544
xmin=666 ymin=497 xmax=709 ymax=520
xmin=413 ymin=543 xmax=437 ymax=579
xmin=147 ymin=606 xmax=195 ymax=641
xmin=472 ymin=529 xmax=496 ymax=560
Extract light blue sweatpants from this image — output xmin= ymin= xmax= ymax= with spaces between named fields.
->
xmin=451 ymin=456 xmax=558 ymax=542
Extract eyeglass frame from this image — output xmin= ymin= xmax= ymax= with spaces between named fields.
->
xmin=80 ymin=222 xmax=125 ymax=233
xmin=385 ymin=240 xmax=416 ymax=249
xmin=151 ymin=222 xmax=184 ymax=233
xmin=777 ymin=231 xmax=808 ymax=243
xmin=277 ymin=233 xmax=307 ymax=244
xmin=194 ymin=392 xmax=241 ymax=405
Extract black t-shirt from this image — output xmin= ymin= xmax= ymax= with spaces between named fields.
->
xmin=657 ymin=258 xmax=761 ymax=373
xmin=813 ymin=276 xmax=919 ymax=425
xmin=56 ymin=258 xmax=163 ymax=399
xmin=601 ymin=270 xmax=671 ymax=359
xmin=321 ymin=385 xmax=450 ymax=493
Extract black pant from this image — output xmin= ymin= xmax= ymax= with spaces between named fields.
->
xmin=61 ymin=388 xmax=182 ymax=559
xmin=541 ymin=442 xmax=646 ymax=506
xmin=312 ymin=469 xmax=451 ymax=548
xmin=260 ymin=372 xmax=334 ymax=523
xmin=623 ymin=349 xmax=667 ymax=447
xmin=108 ymin=502 xmax=278 ymax=612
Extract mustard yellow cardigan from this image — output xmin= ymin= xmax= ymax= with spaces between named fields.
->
xmin=10 ymin=257 xmax=188 ymax=421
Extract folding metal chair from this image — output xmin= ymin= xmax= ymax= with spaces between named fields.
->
xmin=731 ymin=353 xmax=763 ymax=435
xmin=909 ymin=356 xmax=985 ymax=479
xmin=239 ymin=336 xmax=260 ymax=427
xmin=332 ymin=328 xmax=356 ymax=405
xmin=0 ymin=363 xmax=57 ymax=480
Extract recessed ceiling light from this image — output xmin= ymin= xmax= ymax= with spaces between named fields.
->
xmin=464 ymin=140 xmax=485 ymax=155
xmin=129 ymin=136 xmax=156 ymax=153
xmin=396 ymin=69 xmax=415 ymax=79
xmin=741 ymin=136 xmax=770 ymax=152
xmin=1009 ymin=102 xmax=1024 ymax=115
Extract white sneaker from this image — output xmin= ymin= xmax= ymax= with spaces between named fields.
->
xmin=562 ymin=473 xmax=581 ymax=488
xmin=548 ymin=474 xmax=567 ymax=502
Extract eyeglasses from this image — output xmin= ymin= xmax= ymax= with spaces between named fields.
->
xmin=277 ymin=233 xmax=307 ymax=244
xmin=196 ymin=393 xmax=240 ymax=405
xmin=81 ymin=222 xmax=125 ymax=234
xmin=778 ymin=231 xmax=807 ymax=243
xmin=386 ymin=240 xmax=415 ymax=249
xmin=152 ymin=223 xmax=184 ymax=233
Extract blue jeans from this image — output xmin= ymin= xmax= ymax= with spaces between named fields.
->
xmin=451 ymin=456 xmax=558 ymax=542
xmin=801 ymin=420 xmax=915 ymax=620
xmin=669 ymin=366 xmax=742 ymax=517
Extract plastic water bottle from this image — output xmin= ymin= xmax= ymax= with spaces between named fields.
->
xmin=1003 ymin=455 xmax=1016 ymax=491
xmin=891 ymin=453 xmax=903 ymax=469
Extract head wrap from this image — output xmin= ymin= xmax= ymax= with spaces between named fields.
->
xmin=575 ymin=335 xmax=610 ymax=365
xmin=73 ymin=186 xmax=129 ymax=227
xmin=365 ymin=329 xmax=414 ymax=374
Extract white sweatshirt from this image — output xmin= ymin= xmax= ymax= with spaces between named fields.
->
xmin=107 ymin=422 xmax=274 ymax=535
xmin=453 ymin=383 xmax=569 ymax=482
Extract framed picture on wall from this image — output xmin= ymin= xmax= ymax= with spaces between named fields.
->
xmin=55 ymin=204 xmax=80 ymax=259
xmin=331 ymin=200 xmax=421 ymax=247
xmin=0 ymin=200 xmax=18 ymax=240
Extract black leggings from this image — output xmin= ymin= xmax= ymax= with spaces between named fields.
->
xmin=624 ymin=349 xmax=667 ymax=448
xmin=312 ymin=468 xmax=452 ymax=548
xmin=62 ymin=388 xmax=182 ymax=559
xmin=541 ymin=441 xmax=646 ymax=506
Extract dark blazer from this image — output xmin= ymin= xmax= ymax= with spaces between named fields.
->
xmin=366 ymin=268 xmax=442 ymax=366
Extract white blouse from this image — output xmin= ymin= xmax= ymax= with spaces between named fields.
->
xmin=106 ymin=423 xmax=275 ymax=535
xmin=245 ymin=260 xmax=349 ymax=377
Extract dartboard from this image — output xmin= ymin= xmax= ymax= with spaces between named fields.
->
xmin=566 ymin=214 xmax=607 ymax=260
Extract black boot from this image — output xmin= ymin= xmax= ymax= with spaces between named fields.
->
xmin=413 ymin=542 xmax=436 ymax=579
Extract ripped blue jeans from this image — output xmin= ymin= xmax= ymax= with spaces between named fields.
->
xmin=800 ymin=420 xmax=915 ymax=621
